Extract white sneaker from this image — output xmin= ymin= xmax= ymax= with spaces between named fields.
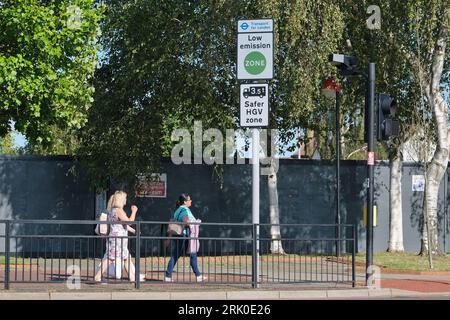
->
xmin=196 ymin=275 xmax=207 ymax=282
xmin=164 ymin=277 xmax=174 ymax=282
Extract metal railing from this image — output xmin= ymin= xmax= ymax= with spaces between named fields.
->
xmin=0 ymin=220 xmax=356 ymax=289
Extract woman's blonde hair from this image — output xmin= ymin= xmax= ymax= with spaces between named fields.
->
xmin=109 ymin=191 xmax=127 ymax=209
xmin=106 ymin=194 xmax=115 ymax=211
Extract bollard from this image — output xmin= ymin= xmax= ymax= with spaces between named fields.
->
xmin=5 ymin=220 xmax=10 ymax=290
xmin=135 ymin=222 xmax=141 ymax=289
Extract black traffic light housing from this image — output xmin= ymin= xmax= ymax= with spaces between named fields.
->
xmin=377 ymin=93 xmax=399 ymax=141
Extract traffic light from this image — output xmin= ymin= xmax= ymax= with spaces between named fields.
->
xmin=377 ymin=93 xmax=399 ymax=141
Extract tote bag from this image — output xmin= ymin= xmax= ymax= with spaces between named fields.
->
xmin=94 ymin=212 xmax=109 ymax=236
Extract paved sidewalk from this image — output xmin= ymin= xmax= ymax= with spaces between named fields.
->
xmin=2 ymin=272 xmax=450 ymax=300
xmin=0 ymin=287 xmax=449 ymax=300
xmin=0 ymin=288 xmax=420 ymax=300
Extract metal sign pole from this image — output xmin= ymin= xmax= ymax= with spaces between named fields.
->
xmin=252 ymin=128 xmax=260 ymax=288
xmin=237 ymin=19 xmax=272 ymax=289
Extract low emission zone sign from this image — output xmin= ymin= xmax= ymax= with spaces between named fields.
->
xmin=237 ymin=19 xmax=273 ymax=80
xmin=240 ymin=83 xmax=269 ymax=127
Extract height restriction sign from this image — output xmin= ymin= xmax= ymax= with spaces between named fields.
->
xmin=237 ymin=19 xmax=273 ymax=80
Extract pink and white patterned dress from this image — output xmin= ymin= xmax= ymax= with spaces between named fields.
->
xmin=104 ymin=208 xmax=129 ymax=260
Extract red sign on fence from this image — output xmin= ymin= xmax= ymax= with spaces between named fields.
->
xmin=135 ymin=174 xmax=167 ymax=198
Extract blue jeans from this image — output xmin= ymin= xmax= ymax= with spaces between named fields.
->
xmin=165 ymin=237 xmax=201 ymax=278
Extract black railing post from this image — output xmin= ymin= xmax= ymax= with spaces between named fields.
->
xmin=336 ymin=90 xmax=341 ymax=258
xmin=160 ymin=224 xmax=164 ymax=256
xmin=135 ymin=221 xmax=141 ymax=289
xmin=352 ymin=224 xmax=356 ymax=288
xmin=5 ymin=220 xmax=10 ymax=290
xmin=252 ymin=223 xmax=259 ymax=288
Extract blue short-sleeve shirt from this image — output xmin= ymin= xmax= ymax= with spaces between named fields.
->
xmin=174 ymin=205 xmax=196 ymax=236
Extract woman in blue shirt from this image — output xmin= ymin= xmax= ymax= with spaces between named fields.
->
xmin=165 ymin=194 xmax=206 ymax=282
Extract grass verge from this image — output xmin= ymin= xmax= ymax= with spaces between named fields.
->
xmin=354 ymin=252 xmax=450 ymax=272
xmin=0 ymin=256 xmax=35 ymax=265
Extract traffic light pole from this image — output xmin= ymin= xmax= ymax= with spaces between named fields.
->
xmin=366 ymin=63 xmax=375 ymax=286
xmin=328 ymin=54 xmax=379 ymax=285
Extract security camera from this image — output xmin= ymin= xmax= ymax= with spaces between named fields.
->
xmin=328 ymin=54 xmax=359 ymax=76
xmin=328 ymin=54 xmax=357 ymax=67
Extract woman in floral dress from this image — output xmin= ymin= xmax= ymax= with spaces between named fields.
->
xmin=94 ymin=191 xmax=144 ymax=282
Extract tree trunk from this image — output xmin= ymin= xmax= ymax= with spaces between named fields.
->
xmin=388 ymin=149 xmax=404 ymax=252
xmin=420 ymin=179 xmax=434 ymax=268
xmin=419 ymin=8 xmax=448 ymax=256
xmin=420 ymin=96 xmax=448 ymax=256
xmin=422 ymin=143 xmax=448 ymax=254
xmin=306 ymin=129 xmax=315 ymax=158
xmin=268 ymin=157 xmax=285 ymax=254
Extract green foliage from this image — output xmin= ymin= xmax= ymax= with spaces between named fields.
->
xmin=336 ymin=0 xmax=449 ymax=161
xmin=80 ymin=0 xmax=448 ymax=186
xmin=24 ymin=125 xmax=81 ymax=155
xmin=79 ymin=1 xmax=247 ymax=187
xmin=256 ymin=1 xmax=345 ymax=153
xmin=80 ymin=0 xmax=348 ymax=186
xmin=0 ymin=131 xmax=18 ymax=154
xmin=0 ymin=0 xmax=103 ymax=150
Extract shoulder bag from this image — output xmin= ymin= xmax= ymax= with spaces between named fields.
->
xmin=167 ymin=209 xmax=185 ymax=236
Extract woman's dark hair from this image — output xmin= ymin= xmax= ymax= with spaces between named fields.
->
xmin=175 ymin=193 xmax=191 ymax=208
